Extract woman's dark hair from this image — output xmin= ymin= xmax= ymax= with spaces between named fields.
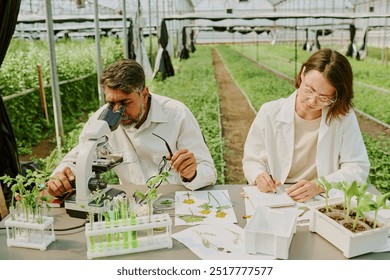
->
xmin=295 ymin=48 xmax=353 ymax=123
xmin=100 ymin=59 xmax=145 ymax=94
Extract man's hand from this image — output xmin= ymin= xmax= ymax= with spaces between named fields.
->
xmin=168 ymin=148 xmax=197 ymax=182
xmin=46 ymin=167 xmax=75 ymax=197
xmin=286 ymin=180 xmax=324 ymax=202
xmin=255 ymin=171 xmax=281 ymax=193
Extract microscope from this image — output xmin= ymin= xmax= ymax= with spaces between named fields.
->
xmin=65 ymin=105 xmax=126 ymax=219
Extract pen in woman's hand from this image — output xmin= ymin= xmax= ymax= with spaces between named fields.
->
xmin=268 ymin=174 xmax=278 ymax=193
xmin=266 ymin=162 xmax=277 ymax=193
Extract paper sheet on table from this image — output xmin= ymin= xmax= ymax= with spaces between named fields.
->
xmin=175 ymin=190 xmax=237 ymax=226
xmin=242 ymin=186 xmax=319 ymax=225
xmin=172 ymin=224 xmax=274 ymax=260
xmin=242 ymin=186 xmax=295 ymax=210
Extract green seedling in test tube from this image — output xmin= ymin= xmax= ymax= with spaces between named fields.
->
xmin=104 ymin=200 xmax=113 ymax=248
xmin=129 ymin=198 xmax=138 ymax=248
xmin=120 ymin=198 xmax=129 ymax=249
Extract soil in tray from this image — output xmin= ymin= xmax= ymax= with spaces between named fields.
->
xmin=317 ymin=204 xmax=381 ymax=233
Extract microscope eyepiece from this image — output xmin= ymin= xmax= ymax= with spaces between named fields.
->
xmin=98 ymin=104 xmax=126 ymax=131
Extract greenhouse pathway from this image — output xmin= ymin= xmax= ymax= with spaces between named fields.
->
xmin=212 ymin=48 xmax=256 ymax=184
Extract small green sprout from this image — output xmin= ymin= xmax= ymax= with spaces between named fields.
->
xmin=355 ymin=192 xmax=390 ymax=229
xmin=314 ymin=177 xmax=332 ymax=212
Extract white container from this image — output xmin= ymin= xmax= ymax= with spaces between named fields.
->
xmin=5 ymin=216 xmax=55 ymax=251
xmin=244 ymin=207 xmax=297 ymax=259
xmin=375 ymin=199 xmax=390 ymax=224
xmin=309 ymin=198 xmax=390 ymax=258
xmin=85 ymin=213 xmax=172 ymax=259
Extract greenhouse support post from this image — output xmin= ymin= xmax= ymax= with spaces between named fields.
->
xmin=148 ymin=0 xmax=153 ymax=68
xmin=122 ymin=0 xmax=129 ymax=59
xmin=94 ymin=0 xmax=104 ymax=107
xmin=44 ymin=0 xmax=63 ymax=150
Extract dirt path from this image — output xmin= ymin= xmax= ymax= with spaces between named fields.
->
xmin=20 ymin=137 xmax=55 ymax=163
xmin=356 ymin=113 xmax=390 ymax=139
xmin=212 ymin=49 xmax=256 ymax=184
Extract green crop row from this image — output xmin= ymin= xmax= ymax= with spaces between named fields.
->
xmin=216 ymin=45 xmax=390 ymax=194
xmin=0 ymin=37 xmax=124 ymax=154
xmin=233 ymin=43 xmax=390 ymax=126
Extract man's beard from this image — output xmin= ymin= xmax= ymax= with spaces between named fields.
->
xmin=120 ymin=102 xmax=145 ymax=129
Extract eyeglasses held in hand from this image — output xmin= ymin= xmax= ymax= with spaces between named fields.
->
xmin=152 ymin=133 xmax=173 ymax=158
xmin=145 ymin=133 xmax=173 ymax=190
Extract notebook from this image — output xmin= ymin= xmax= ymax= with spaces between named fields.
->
xmin=243 ymin=185 xmax=296 ymax=210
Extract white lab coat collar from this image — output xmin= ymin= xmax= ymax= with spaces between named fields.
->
xmin=137 ymin=93 xmax=168 ymax=132
xmin=275 ymin=91 xmax=296 ymax=125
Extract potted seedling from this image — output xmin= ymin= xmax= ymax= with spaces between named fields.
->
xmin=309 ymin=178 xmax=390 ymax=258
xmin=314 ymin=177 xmax=333 ymax=212
xmin=356 ymin=192 xmax=390 ymax=229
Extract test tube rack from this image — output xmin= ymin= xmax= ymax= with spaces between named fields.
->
xmin=85 ymin=213 xmax=173 ymax=259
xmin=5 ymin=215 xmax=56 ymax=251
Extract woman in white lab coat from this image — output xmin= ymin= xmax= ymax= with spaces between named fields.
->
xmin=242 ymin=48 xmax=370 ymax=202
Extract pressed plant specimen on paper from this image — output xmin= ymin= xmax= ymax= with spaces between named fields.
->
xmin=175 ymin=190 xmax=237 ymax=225
xmin=183 ymin=192 xmax=195 ymax=204
xmin=178 ymin=208 xmax=206 ymax=223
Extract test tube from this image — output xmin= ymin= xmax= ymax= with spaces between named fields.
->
xmin=129 ymin=198 xmax=138 ymax=248
xmin=104 ymin=200 xmax=113 ymax=248
xmin=97 ymin=209 xmax=103 ymax=251
xmin=113 ymin=200 xmax=120 ymax=247
xmin=88 ymin=211 xmax=95 ymax=252
xmin=120 ymin=197 xmax=129 ymax=249
xmin=146 ymin=199 xmax=154 ymax=242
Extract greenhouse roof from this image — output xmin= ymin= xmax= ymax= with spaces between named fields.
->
xmin=164 ymin=12 xmax=390 ymax=21
xmin=266 ymin=0 xmax=287 ymax=6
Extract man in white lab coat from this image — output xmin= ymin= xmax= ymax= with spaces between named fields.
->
xmin=243 ymin=49 xmax=370 ymax=202
xmin=46 ymin=59 xmax=217 ymax=197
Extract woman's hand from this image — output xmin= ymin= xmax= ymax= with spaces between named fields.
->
xmin=255 ymin=171 xmax=281 ymax=193
xmin=286 ymin=180 xmax=324 ymax=202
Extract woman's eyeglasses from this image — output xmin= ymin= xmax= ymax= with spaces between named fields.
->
xmin=301 ymin=76 xmax=337 ymax=106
